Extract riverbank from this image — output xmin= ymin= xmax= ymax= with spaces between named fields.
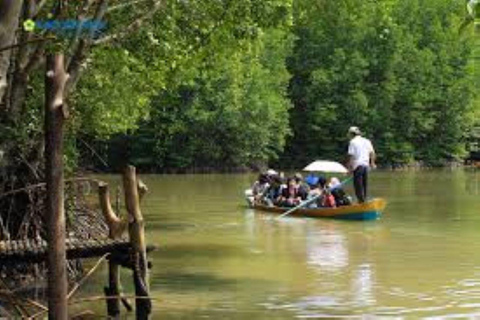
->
xmin=79 ymin=161 xmax=480 ymax=175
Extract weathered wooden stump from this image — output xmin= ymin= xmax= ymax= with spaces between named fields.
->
xmin=99 ymin=166 xmax=151 ymax=319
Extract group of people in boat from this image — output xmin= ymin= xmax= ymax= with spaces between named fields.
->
xmin=246 ymin=125 xmax=377 ymax=209
xmin=247 ymin=170 xmax=352 ymax=209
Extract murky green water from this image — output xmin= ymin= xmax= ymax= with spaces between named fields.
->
xmin=81 ymin=169 xmax=480 ymax=318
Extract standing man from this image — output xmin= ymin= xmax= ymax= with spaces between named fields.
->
xmin=347 ymin=126 xmax=376 ymax=203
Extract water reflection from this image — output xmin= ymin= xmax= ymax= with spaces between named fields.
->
xmin=465 ymin=169 xmax=479 ymax=195
xmin=352 ymin=263 xmax=375 ymax=308
xmin=305 ymin=222 xmax=349 ymax=272
xmin=304 ymin=221 xmax=376 ymax=314
xmin=242 ymin=210 xmax=378 ymax=316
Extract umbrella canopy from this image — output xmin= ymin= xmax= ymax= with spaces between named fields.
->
xmin=303 ymin=160 xmax=348 ymax=174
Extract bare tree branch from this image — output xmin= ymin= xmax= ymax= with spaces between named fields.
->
xmin=0 ymin=0 xmax=24 ymax=107
xmin=0 ymin=36 xmax=54 ymax=54
xmin=66 ymin=0 xmax=96 ymax=65
xmin=65 ymin=0 xmax=109 ymax=96
xmin=17 ymin=43 xmax=46 ymax=116
xmin=107 ymin=0 xmax=152 ymax=13
xmin=23 ymin=42 xmax=45 ymax=75
xmin=65 ymin=39 xmax=88 ymax=96
xmin=16 ymin=1 xmax=37 ymax=70
xmin=93 ymin=0 xmax=164 ymax=45
xmin=33 ymin=0 xmax=48 ymax=17
xmin=5 ymin=1 xmax=40 ymax=116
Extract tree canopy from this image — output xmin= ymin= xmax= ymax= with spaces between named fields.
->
xmin=1 ymin=0 xmax=479 ymax=174
xmin=281 ymin=0 xmax=477 ymax=168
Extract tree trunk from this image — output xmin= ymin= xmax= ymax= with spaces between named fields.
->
xmin=123 ymin=166 xmax=151 ymax=320
xmin=45 ymin=53 xmax=69 ymax=320
xmin=0 ymin=0 xmax=23 ymax=106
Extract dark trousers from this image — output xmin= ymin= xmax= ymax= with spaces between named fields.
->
xmin=353 ymin=165 xmax=368 ymax=203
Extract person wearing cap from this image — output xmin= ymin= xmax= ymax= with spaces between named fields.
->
xmin=347 ymin=126 xmax=376 ymax=203
xmin=265 ymin=174 xmax=285 ymax=207
xmin=249 ymin=173 xmax=270 ymax=205
xmin=266 ymin=169 xmax=278 ymax=176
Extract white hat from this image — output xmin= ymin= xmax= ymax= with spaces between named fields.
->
xmin=266 ymin=169 xmax=278 ymax=176
xmin=328 ymin=177 xmax=340 ymax=188
xmin=348 ymin=126 xmax=361 ymax=135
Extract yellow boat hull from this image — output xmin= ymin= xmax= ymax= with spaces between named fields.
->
xmin=253 ymin=198 xmax=386 ymax=220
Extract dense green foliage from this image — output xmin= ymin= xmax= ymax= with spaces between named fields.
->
xmin=281 ymin=0 xmax=476 ymax=167
xmin=77 ymin=0 xmax=479 ymax=171
xmin=81 ymin=0 xmax=294 ymax=171
xmin=125 ymin=29 xmax=292 ymax=171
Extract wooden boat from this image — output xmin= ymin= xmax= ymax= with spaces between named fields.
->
xmin=253 ymin=198 xmax=387 ymax=221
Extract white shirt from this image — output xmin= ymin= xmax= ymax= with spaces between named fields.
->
xmin=252 ymin=181 xmax=269 ymax=196
xmin=348 ymin=135 xmax=374 ymax=170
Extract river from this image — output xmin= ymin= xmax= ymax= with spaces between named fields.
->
xmin=79 ymin=169 xmax=480 ymax=318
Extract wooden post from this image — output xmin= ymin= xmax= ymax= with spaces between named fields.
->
xmin=123 ymin=166 xmax=150 ymax=320
xmin=98 ymin=182 xmax=127 ymax=239
xmin=98 ymin=182 xmax=126 ymax=317
xmin=138 ymin=179 xmax=148 ymax=202
xmin=116 ymin=185 xmax=121 ymax=213
xmin=104 ymin=262 xmax=121 ymax=318
xmin=45 ymin=54 xmax=69 ymax=320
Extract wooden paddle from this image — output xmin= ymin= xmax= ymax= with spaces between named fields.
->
xmin=276 ymin=176 xmax=353 ymax=219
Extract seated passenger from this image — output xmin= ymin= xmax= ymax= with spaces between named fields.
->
xmin=328 ymin=177 xmax=352 ymax=206
xmin=304 ymin=176 xmax=335 ymax=208
xmin=294 ymin=172 xmax=309 ymax=200
xmin=306 ymin=176 xmax=323 ymax=208
xmin=314 ymin=177 xmax=336 ymax=208
xmin=248 ymin=173 xmax=270 ymax=205
xmin=305 ymin=174 xmax=319 ymax=188
xmin=278 ymin=177 xmax=303 ymax=207
xmin=265 ymin=175 xmax=284 ymax=207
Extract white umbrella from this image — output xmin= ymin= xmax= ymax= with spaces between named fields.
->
xmin=302 ymin=160 xmax=348 ymax=174
xmin=277 ymin=160 xmax=350 ymax=219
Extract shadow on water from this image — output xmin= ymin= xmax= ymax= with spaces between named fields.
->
xmin=148 ymin=222 xmax=197 ymax=232
xmin=157 ymin=308 xmax=296 ymax=320
xmin=153 ymin=270 xmax=275 ymax=293
xmin=152 ymin=271 xmax=239 ymax=292
xmin=154 ymin=243 xmax=238 ymax=260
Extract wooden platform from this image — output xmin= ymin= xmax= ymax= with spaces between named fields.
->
xmin=0 ymin=166 xmax=153 ymax=318
xmin=0 ymin=238 xmax=132 ymax=264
